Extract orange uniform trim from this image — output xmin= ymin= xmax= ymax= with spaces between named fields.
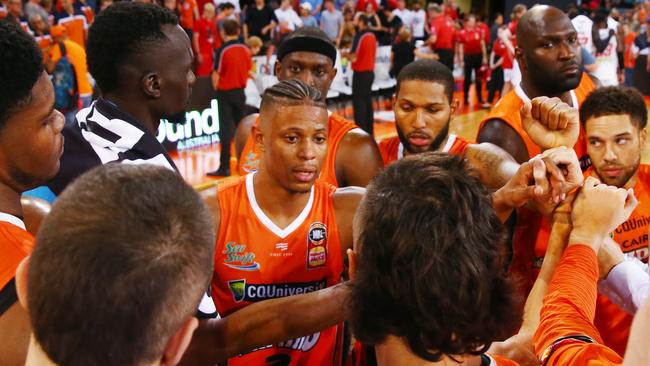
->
xmin=0 ymin=222 xmax=34 ymax=291
xmin=377 ymin=134 xmax=473 ymax=166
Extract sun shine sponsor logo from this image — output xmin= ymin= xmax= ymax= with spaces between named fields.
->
xmin=222 ymin=241 xmax=261 ymax=271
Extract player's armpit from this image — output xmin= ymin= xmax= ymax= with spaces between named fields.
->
xmin=477 ymin=119 xmax=530 ymax=164
xmin=463 ymin=142 xmax=519 ymax=189
xmin=178 ymin=283 xmax=350 ymax=365
xmin=335 ymin=129 xmax=383 ymax=187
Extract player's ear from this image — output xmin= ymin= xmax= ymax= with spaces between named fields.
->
xmin=252 ymin=124 xmax=265 ymax=152
xmin=142 ymin=72 xmax=161 ymax=98
xmin=15 ymin=257 xmax=30 ymax=310
xmin=274 ymin=60 xmax=282 ymax=77
xmin=160 ymin=317 xmax=198 ymax=366
xmin=640 ymin=128 xmax=646 ymax=147
xmin=450 ymin=97 xmax=459 ymax=116
xmin=514 ymin=47 xmax=525 ymax=71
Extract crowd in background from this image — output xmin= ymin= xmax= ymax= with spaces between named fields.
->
xmin=1 ymin=0 xmax=649 ymax=125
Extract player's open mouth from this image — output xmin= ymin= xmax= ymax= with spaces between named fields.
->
xmin=293 ymin=168 xmax=317 ymax=183
xmin=408 ymin=134 xmax=431 ymax=147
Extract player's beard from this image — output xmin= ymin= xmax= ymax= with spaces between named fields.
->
xmin=396 ymin=121 xmax=450 ymax=155
xmin=595 ymin=156 xmax=640 ymax=188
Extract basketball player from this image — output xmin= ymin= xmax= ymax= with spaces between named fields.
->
xmin=592 ymin=10 xmax=620 ymax=86
xmin=205 ymin=79 xmax=363 ymax=365
xmin=0 ymin=21 xmax=65 ymax=366
xmin=234 ymin=26 xmax=383 ymax=187
xmin=15 ymin=164 xmax=351 ymax=366
xmin=532 ymin=86 xmax=649 ymax=356
xmin=379 ymin=59 xmax=519 ymax=189
xmin=348 ymin=150 xmax=585 ymax=366
xmin=478 ymin=4 xmax=599 ymax=164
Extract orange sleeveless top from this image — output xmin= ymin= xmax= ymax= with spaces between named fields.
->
xmin=0 ymin=219 xmax=33 ymax=290
xmin=237 ymin=112 xmax=358 ymax=187
xmin=479 ymin=74 xmax=596 ymax=165
xmin=533 ymin=164 xmax=650 ymax=356
xmin=377 ymin=134 xmax=472 ymax=166
xmin=212 ymin=173 xmax=344 ymax=365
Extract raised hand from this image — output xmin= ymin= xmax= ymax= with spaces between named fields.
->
xmin=521 ymin=97 xmax=580 ymax=151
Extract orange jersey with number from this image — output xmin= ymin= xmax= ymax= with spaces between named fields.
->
xmin=212 ymin=173 xmax=344 ymax=365
xmin=533 ymin=164 xmax=650 ymax=355
xmin=0 ymin=220 xmax=34 ymax=291
xmin=377 ymin=134 xmax=472 ymax=166
xmin=237 ymin=112 xmax=358 ymax=187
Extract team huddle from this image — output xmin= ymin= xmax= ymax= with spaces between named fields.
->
xmin=2 ymin=2 xmax=650 ymax=366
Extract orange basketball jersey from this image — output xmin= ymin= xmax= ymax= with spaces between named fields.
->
xmin=212 ymin=173 xmax=344 ymax=365
xmin=377 ymin=134 xmax=472 ymax=166
xmin=237 ymin=112 xmax=358 ymax=187
xmin=479 ymin=73 xmax=596 ymax=164
xmin=0 ymin=216 xmax=34 ymax=293
xmin=533 ymin=164 xmax=650 ymax=355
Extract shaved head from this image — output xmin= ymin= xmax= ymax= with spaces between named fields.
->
xmin=515 ymin=5 xmax=582 ymax=97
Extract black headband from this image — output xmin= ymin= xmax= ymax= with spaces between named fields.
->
xmin=277 ymin=36 xmax=337 ymax=66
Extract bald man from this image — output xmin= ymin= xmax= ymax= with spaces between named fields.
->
xmin=477 ymin=5 xmax=599 ymax=165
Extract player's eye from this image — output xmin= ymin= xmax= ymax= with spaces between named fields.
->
xmin=401 ymin=104 xmax=413 ymax=111
xmin=314 ymin=135 xmax=327 ymax=144
xmin=616 ymin=138 xmax=628 ymax=145
xmin=589 ymin=140 xmax=602 ymax=147
xmin=315 ymin=68 xmax=326 ymax=76
xmin=543 ymin=41 xmax=554 ymax=49
xmin=568 ymin=36 xmax=578 ymax=45
xmin=428 ymin=107 xmax=440 ymax=113
xmin=290 ymin=65 xmax=301 ymax=73
xmin=286 ymin=135 xmax=299 ymax=143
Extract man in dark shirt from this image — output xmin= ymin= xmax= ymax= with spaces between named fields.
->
xmin=207 ymin=19 xmax=252 ymax=176
xmin=243 ymin=0 xmax=277 ymax=58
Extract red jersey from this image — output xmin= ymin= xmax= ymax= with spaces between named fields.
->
xmin=493 ymin=39 xmax=513 ymax=69
xmin=212 ymin=174 xmax=344 ymax=365
xmin=624 ymin=32 xmax=637 ymax=69
xmin=479 ymin=74 xmax=596 ymax=293
xmin=193 ymin=17 xmax=219 ymax=76
xmin=429 ymin=14 xmax=456 ymax=50
xmin=351 ymin=30 xmax=377 ymax=72
xmin=237 ymin=112 xmax=358 ymax=187
xmin=479 ymin=21 xmax=490 ymax=44
xmin=457 ymin=27 xmax=484 ymax=55
xmin=179 ymin=0 xmax=197 ymax=29
xmin=533 ymin=165 xmax=650 ymax=355
xmin=214 ymin=40 xmax=252 ymax=90
xmin=377 ymin=134 xmax=471 ymax=166
xmin=444 ymin=5 xmax=457 ymax=20
xmin=0 ymin=216 xmax=34 ymax=313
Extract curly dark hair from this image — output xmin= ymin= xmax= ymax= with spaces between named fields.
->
xmin=0 ymin=21 xmax=44 ymax=127
xmin=580 ymin=86 xmax=648 ymax=130
xmin=86 ymin=2 xmax=178 ymax=94
xmin=349 ymin=152 xmax=521 ymax=362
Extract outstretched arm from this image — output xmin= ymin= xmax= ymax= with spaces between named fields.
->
xmin=463 ymin=142 xmax=519 ymax=189
xmin=180 ymin=283 xmax=349 ymax=364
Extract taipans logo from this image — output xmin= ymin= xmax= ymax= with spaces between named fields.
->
xmin=307 ymin=222 xmax=328 ymax=270
xmin=227 ymin=278 xmax=328 ymax=303
xmin=222 ymin=242 xmax=261 ymax=271
xmin=242 ymin=151 xmax=260 ymax=173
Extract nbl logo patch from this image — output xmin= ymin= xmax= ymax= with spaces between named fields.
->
xmin=307 ymin=222 xmax=327 ymax=270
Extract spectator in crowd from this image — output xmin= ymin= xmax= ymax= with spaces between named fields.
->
xmin=52 ymin=0 xmax=81 ymax=23
xmin=390 ymin=28 xmax=414 ymax=78
xmin=192 ymin=2 xmax=218 ymax=77
xmin=23 ymin=0 xmax=48 ymax=25
xmin=245 ymin=35 xmax=262 ymax=56
xmin=209 ymin=19 xmax=252 ymax=177
xmin=337 ymin=7 xmax=355 ymax=48
xmin=320 ymin=0 xmax=342 ymax=42
xmin=379 ymin=6 xmax=402 ymax=45
xmin=177 ymin=0 xmax=198 ymax=39
xmin=299 ymin=2 xmax=317 ymax=28
xmin=427 ymin=3 xmax=455 ymax=71
xmin=343 ymin=16 xmax=377 ymax=135
xmin=5 ymin=0 xmax=26 ymax=24
xmin=457 ymin=14 xmax=488 ymax=106
xmin=301 ymin=0 xmax=322 ymax=22
xmin=582 ymin=46 xmax=598 ymax=74
xmin=392 ymin=0 xmax=411 ymax=33
xmin=443 ymin=0 xmax=458 ymax=20
xmin=490 ymin=12 xmax=503 ymax=48
xmin=28 ymin=13 xmax=49 ymax=36
xmin=275 ymin=0 xmax=302 ymax=35
xmin=216 ymin=2 xmax=236 ymax=24
xmin=486 ymin=38 xmax=504 ymax=106
xmin=411 ymin=0 xmax=425 ymax=41
xmin=355 ymin=0 xmax=377 ymax=13
xmin=592 ymin=9 xmax=619 ymax=86
xmin=632 ymin=16 xmax=650 ymax=95
xmin=214 ymin=0 xmax=240 ymax=20
xmin=243 ymin=0 xmax=277 ymax=59
xmin=622 ymin=21 xmax=638 ymax=87
xmin=355 ymin=2 xmax=382 ymax=36
xmin=44 ymin=25 xmax=93 ymax=124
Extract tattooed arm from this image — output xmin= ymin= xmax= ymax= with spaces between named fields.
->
xmin=464 ymin=142 xmax=520 ymax=190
